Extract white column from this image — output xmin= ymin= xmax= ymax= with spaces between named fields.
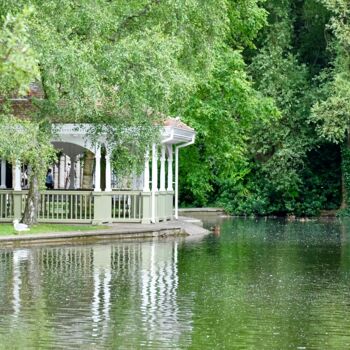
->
xmin=69 ymin=158 xmax=75 ymax=189
xmin=167 ymin=145 xmax=173 ymax=191
xmin=151 ymin=143 xmax=158 ymax=223
xmin=94 ymin=145 xmax=101 ymax=192
xmin=160 ymin=145 xmax=166 ymax=191
xmin=53 ymin=163 xmax=58 ymax=189
xmin=175 ymin=147 xmax=179 ymax=219
xmin=0 ymin=159 xmax=6 ymax=188
xmin=59 ymin=155 xmax=65 ymax=189
xmin=143 ymin=149 xmax=150 ymax=192
xmin=75 ymin=155 xmax=81 ymax=189
xmin=151 ymin=144 xmax=158 ymax=193
xmin=80 ymin=158 xmax=84 ymax=187
xmin=14 ymin=161 xmax=21 ymax=191
xmin=105 ymin=150 xmax=112 ymax=192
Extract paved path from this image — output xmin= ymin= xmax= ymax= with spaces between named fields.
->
xmin=0 ymin=218 xmax=209 ymax=248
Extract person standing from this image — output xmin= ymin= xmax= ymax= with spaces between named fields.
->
xmin=45 ymin=169 xmax=54 ymax=189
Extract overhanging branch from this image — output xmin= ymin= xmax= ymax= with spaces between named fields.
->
xmin=109 ymin=0 xmax=161 ymax=42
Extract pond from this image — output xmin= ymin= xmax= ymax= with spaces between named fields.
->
xmin=1 ymin=217 xmax=350 ymax=349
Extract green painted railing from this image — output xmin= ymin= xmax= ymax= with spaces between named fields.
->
xmin=111 ymin=191 xmax=142 ymax=222
xmin=0 ymin=189 xmax=173 ymax=224
xmin=38 ymin=191 xmax=94 ymax=223
xmin=0 ymin=191 xmax=14 ymax=221
xmin=19 ymin=190 xmax=94 ymax=223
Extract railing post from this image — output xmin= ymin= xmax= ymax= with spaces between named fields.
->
xmin=141 ymin=192 xmax=151 ymax=224
xmin=93 ymin=192 xmax=111 ymax=224
xmin=166 ymin=191 xmax=174 ymax=220
xmin=13 ymin=191 xmax=23 ymax=220
xmin=0 ymin=159 xmax=6 ymax=189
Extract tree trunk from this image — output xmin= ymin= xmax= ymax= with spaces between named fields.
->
xmin=82 ymin=150 xmax=94 ymax=189
xmin=341 ymin=172 xmax=347 ymax=209
xmin=340 ymin=129 xmax=350 ymax=209
xmin=22 ymin=172 xmax=40 ymax=225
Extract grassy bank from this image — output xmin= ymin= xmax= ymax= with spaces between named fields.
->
xmin=0 ymin=224 xmax=109 ymax=236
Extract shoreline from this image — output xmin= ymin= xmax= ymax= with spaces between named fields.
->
xmin=179 ymin=207 xmax=339 ymax=219
xmin=0 ymin=218 xmax=209 ymax=248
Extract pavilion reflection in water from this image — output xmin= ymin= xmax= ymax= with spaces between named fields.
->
xmin=0 ymin=240 xmax=192 ymax=347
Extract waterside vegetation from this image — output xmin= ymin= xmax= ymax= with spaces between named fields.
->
xmin=179 ymin=0 xmax=350 ymax=218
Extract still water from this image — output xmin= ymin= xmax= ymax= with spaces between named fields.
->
xmin=1 ymin=217 xmax=350 ymax=349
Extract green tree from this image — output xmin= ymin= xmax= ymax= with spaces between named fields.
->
xmin=0 ymin=7 xmax=39 ymax=95
xmin=0 ymin=0 xmax=230 ymax=224
xmin=181 ymin=0 xmax=339 ymax=216
xmin=235 ymin=0 xmax=337 ymax=216
xmin=310 ymin=0 xmax=350 ymax=209
xmin=248 ymin=0 xmax=315 ymax=214
xmin=179 ymin=0 xmax=277 ymax=206
xmin=0 ymin=7 xmax=55 ymax=224
xmin=180 ymin=50 xmax=277 ymax=206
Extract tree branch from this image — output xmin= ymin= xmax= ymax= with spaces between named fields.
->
xmin=110 ymin=0 xmax=161 ymax=42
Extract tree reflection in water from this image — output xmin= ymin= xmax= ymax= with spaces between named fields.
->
xmin=1 ymin=218 xmax=350 ymax=349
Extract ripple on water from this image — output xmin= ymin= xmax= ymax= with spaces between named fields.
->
xmin=0 ymin=218 xmax=350 ymax=349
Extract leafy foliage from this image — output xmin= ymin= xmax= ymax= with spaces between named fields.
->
xmin=0 ymin=0 xmax=230 ymax=222
xmin=0 ymin=7 xmax=39 ymax=96
xmin=179 ymin=0 xmax=277 ymax=207
xmin=0 ymin=116 xmax=55 ymax=172
xmin=1 ymin=0 xmax=349 ymax=218
xmin=180 ymin=0 xmax=343 ymax=216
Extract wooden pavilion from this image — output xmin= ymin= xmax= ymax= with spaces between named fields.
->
xmin=0 ymin=118 xmax=195 ymax=224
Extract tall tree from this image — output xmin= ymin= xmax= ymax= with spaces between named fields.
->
xmin=233 ymin=0 xmax=337 ymax=216
xmin=311 ymin=0 xmax=350 ymax=209
xmin=0 ymin=7 xmax=56 ymax=224
xmin=179 ymin=0 xmax=277 ymax=206
xmin=248 ymin=0 xmax=315 ymax=214
xmin=0 ymin=0 xmax=230 ymax=224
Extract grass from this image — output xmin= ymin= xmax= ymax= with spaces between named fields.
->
xmin=0 ymin=223 xmax=110 ymax=236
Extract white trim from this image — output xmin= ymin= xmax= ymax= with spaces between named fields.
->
xmin=161 ymin=129 xmax=174 ymax=144
xmin=162 ymin=126 xmax=195 ymax=144
xmin=175 ymin=135 xmax=195 ymax=220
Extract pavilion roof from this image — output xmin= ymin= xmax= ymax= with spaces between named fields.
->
xmin=163 ymin=117 xmax=194 ymax=131
xmin=2 ymin=83 xmax=194 ymax=132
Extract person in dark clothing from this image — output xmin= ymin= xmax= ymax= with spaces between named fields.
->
xmin=45 ymin=169 xmax=54 ymax=189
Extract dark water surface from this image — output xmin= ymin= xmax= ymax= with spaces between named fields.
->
xmin=1 ymin=218 xmax=350 ymax=349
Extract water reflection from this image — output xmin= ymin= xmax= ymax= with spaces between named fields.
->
xmin=140 ymin=241 xmax=185 ymax=346
xmin=12 ymin=250 xmax=29 ymax=319
xmin=0 ymin=239 xmax=192 ymax=349
xmin=1 ymin=219 xmax=350 ymax=349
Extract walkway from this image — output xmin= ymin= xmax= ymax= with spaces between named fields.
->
xmin=0 ymin=217 xmax=209 ymax=248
